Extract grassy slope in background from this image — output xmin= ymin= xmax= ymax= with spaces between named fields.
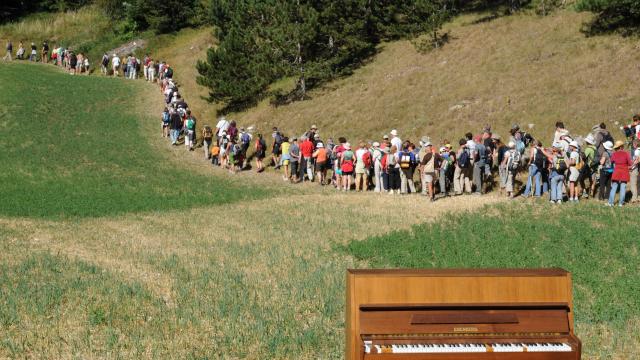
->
xmin=0 ymin=63 xmax=266 ymax=218
xmin=346 ymin=202 xmax=640 ymax=358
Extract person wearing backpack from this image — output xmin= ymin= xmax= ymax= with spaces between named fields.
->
xmin=313 ymin=142 xmax=328 ymax=185
xmin=202 ymin=125 xmax=214 ymax=160
xmin=289 ymin=137 xmax=300 ymax=182
xmin=354 ymin=142 xmax=370 ymax=192
xmin=398 ymin=144 xmax=416 ymax=194
xmin=524 ymin=141 xmax=548 ymax=198
xmin=608 ymin=140 xmax=632 ymax=207
xmin=161 ymin=108 xmax=170 ymax=138
xmin=184 ymin=110 xmax=196 ymax=151
xmin=271 ymin=127 xmax=283 ymax=169
xmin=472 ymin=135 xmax=487 ymax=195
xmin=386 ymin=145 xmax=401 ymax=194
xmin=567 ymin=141 xmax=582 ymax=202
xmin=547 ymin=143 xmax=567 ymax=204
xmin=341 ymin=143 xmax=355 ymax=191
xmin=598 ymin=141 xmax=614 ymax=201
xmin=419 ymin=142 xmax=440 ymax=201
xmin=169 ymin=108 xmax=182 ymax=146
xmin=453 ymin=139 xmax=472 ymax=195
xmin=254 ymin=133 xmax=266 ymax=173
xmin=502 ymin=142 xmax=520 ymax=198
xmin=101 ymin=53 xmax=109 ymax=75
xmin=579 ymin=135 xmax=598 ymax=199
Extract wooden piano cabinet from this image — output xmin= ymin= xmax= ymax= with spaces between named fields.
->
xmin=346 ymin=269 xmax=581 ymax=360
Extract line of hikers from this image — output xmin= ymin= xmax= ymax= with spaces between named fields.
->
xmin=101 ymin=53 xmax=166 ymax=80
xmin=162 ymin=88 xmax=640 ymax=206
xmin=3 ymin=40 xmax=90 ymax=74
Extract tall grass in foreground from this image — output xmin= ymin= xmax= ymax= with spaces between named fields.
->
xmin=0 ymin=63 xmax=267 ymax=218
xmin=346 ymin=202 xmax=640 ymax=358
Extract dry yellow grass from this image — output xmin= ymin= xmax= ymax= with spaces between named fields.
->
xmin=1 ymin=189 xmax=504 ymax=359
xmin=152 ymin=10 xmax=640 ymax=147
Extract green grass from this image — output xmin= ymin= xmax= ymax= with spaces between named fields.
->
xmin=0 ymin=63 xmax=267 ymax=218
xmin=0 ymin=252 xmax=170 ymax=357
xmin=345 ymin=202 xmax=640 ymax=358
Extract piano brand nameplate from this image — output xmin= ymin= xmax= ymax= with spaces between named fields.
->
xmin=453 ymin=327 xmax=479 ymax=332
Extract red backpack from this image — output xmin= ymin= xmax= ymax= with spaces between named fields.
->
xmin=362 ymin=151 xmax=372 ymax=168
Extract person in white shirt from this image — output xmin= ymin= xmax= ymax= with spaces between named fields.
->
xmin=111 ymin=54 xmax=120 ymax=77
xmin=390 ymin=129 xmax=402 ymax=152
xmin=216 ymin=117 xmax=230 ymax=143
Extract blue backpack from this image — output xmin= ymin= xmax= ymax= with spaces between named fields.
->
xmin=458 ymin=149 xmax=471 ymax=168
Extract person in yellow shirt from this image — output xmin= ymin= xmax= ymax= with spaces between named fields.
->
xmin=280 ymin=137 xmax=291 ymax=181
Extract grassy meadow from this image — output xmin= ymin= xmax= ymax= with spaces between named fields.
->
xmin=0 ymin=63 xmax=267 ymax=218
xmin=1 ymin=7 xmax=639 ymax=360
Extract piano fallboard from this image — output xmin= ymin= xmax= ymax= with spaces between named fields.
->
xmin=360 ymin=305 xmax=571 ymax=336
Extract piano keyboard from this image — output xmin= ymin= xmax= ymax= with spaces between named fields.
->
xmin=364 ymin=342 xmax=573 ymax=354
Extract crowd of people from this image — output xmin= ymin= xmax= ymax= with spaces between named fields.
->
xmin=6 ymin=39 xmax=640 ymax=207
xmin=163 ymin=74 xmax=640 ymax=207
xmin=100 ymin=52 xmax=164 ymax=80
xmin=3 ymin=39 xmax=91 ymax=74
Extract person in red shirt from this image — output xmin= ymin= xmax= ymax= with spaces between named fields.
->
xmin=608 ymin=140 xmax=632 ymax=206
xmin=300 ymin=136 xmax=315 ymax=182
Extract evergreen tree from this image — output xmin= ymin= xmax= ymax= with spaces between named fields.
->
xmin=198 ymin=0 xmax=454 ymax=111
xmin=577 ymin=0 xmax=640 ymax=35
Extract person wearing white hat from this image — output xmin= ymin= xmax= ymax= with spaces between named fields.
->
xmin=371 ymin=142 xmax=384 ymax=192
xmin=111 ymin=53 xmax=121 ymax=77
xmin=567 ymin=140 xmax=581 ymax=202
xmin=598 ymin=140 xmax=615 ymax=200
xmin=312 ymin=142 xmax=328 ymax=185
xmin=579 ymin=135 xmax=598 ymax=198
xmin=390 ymin=129 xmax=402 ymax=155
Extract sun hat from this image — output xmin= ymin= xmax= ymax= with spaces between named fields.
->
xmin=344 ymin=142 xmax=351 ymax=150
xmin=314 ymin=133 xmax=320 ymax=139
xmin=603 ymin=141 xmax=614 ymax=150
xmin=311 ymin=124 xmax=318 ymax=129
xmin=439 ymin=146 xmax=447 ymax=152
xmin=553 ymin=142 xmax=563 ymax=150
xmin=569 ymin=140 xmax=579 ymax=148
xmin=511 ymin=124 xmax=520 ymax=130
xmin=584 ymin=135 xmax=595 ymax=145
xmin=424 ymin=141 xmax=432 ymax=147
xmin=372 ymin=141 xmax=380 ymax=147
xmin=316 ymin=142 xmax=324 ymax=148
xmin=613 ymin=140 xmax=625 ymax=149
xmin=420 ymin=136 xmax=429 ymax=145
xmin=383 ymin=134 xmax=389 ymax=140
xmin=508 ymin=141 xmax=516 ymax=148
xmin=390 ymin=129 xmax=398 ymax=136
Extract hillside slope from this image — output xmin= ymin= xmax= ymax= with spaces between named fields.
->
xmin=161 ymin=10 xmax=639 ymax=144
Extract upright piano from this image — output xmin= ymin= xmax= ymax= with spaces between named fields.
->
xmin=346 ymin=268 xmax=581 ymax=359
